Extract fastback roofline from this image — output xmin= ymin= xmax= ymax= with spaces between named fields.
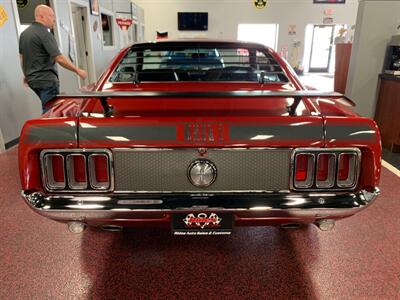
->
xmin=55 ymin=90 xmax=354 ymax=117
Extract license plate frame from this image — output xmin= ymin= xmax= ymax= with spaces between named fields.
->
xmin=172 ymin=212 xmax=233 ymax=236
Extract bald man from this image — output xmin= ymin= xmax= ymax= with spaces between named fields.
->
xmin=19 ymin=5 xmax=87 ymax=113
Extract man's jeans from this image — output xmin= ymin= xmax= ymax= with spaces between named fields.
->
xmin=31 ymin=83 xmax=60 ymax=113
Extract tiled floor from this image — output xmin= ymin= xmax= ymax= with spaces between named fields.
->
xmin=1 ymin=73 xmax=398 ymax=298
xmin=299 ymin=73 xmax=334 ymax=91
xmin=382 ymin=148 xmax=400 ymax=170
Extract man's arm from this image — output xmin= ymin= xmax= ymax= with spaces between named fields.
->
xmin=19 ymin=54 xmax=28 ymax=85
xmin=54 ymin=54 xmax=88 ymax=79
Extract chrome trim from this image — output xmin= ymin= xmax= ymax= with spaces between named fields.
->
xmin=337 ymin=153 xmax=359 ymax=188
xmin=42 ymin=154 xmax=66 ymax=190
xmin=88 ymin=154 xmax=111 ymax=190
xmin=21 ymin=188 xmax=380 ymax=222
xmin=290 ymin=148 xmax=361 ymax=192
xmin=112 ymin=147 xmax=285 ymax=151
xmin=66 ymin=154 xmax=88 ymax=190
xmin=113 ymin=189 xmax=292 ymax=194
xmin=316 ymin=153 xmax=336 ymax=188
xmin=187 ymin=159 xmax=218 ymax=188
xmin=118 ymin=200 xmax=163 ymax=205
xmin=293 ymin=153 xmax=315 ymax=189
xmin=40 ymin=149 xmax=114 ymax=193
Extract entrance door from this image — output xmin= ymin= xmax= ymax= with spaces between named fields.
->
xmin=71 ymin=4 xmax=90 ymax=87
xmin=309 ymin=25 xmax=335 ymax=73
xmin=237 ymin=24 xmax=279 ymax=50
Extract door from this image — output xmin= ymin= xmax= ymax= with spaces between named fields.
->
xmin=71 ymin=5 xmax=89 ymax=87
xmin=237 ymin=24 xmax=279 ymax=50
xmin=309 ymin=25 xmax=335 ymax=73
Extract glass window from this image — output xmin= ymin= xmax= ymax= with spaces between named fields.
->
xmin=109 ymin=44 xmax=289 ymax=83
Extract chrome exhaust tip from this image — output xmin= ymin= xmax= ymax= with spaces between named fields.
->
xmin=101 ymin=225 xmax=123 ymax=232
xmin=68 ymin=221 xmax=86 ymax=233
xmin=315 ymin=219 xmax=335 ymax=231
xmin=280 ymin=223 xmax=301 ymax=229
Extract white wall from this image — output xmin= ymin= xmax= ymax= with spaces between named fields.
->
xmin=134 ymin=0 xmax=358 ymax=67
xmin=346 ymin=0 xmax=400 ymax=118
xmin=0 ymin=0 xmax=42 ymax=146
xmin=0 ymin=0 xmax=140 ymax=145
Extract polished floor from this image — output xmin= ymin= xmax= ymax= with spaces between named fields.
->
xmin=0 ymin=147 xmax=399 ymax=299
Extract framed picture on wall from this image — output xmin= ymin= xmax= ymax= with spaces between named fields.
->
xmin=314 ymin=0 xmax=345 ymax=3
xmin=89 ymin=0 xmax=100 ymax=15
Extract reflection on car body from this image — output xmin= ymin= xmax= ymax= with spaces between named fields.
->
xmin=19 ymin=40 xmax=381 ymax=234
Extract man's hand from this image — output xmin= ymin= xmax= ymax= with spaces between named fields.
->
xmin=77 ymin=68 xmax=88 ymax=79
xmin=55 ymin=54 xmax=88 ymax=80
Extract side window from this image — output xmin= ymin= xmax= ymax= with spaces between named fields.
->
xmin=101 ymin=13 xmax=114 ymax=47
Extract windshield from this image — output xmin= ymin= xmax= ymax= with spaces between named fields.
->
xmin=109 ymin=44 xmax=289 ymax=83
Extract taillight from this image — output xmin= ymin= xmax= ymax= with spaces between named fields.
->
xmin=337 ymin=153 xmax=357 ymax=188
xmin=66 ymin=154 xmax=87 ymax=189
xmin=41 ymin=150 xmax=112 ymax=192
xmin=316 ymin=153 xmax=336 ymax=188
xmin=43 ymin=154 xmax=66 ymax=189
xmin=292 ymin=149 xmax=360 ymax=190
xmin=294 ymin=154 xmax=314 ymax=188
xmin=88 ymin=154 xmax=110 ymax=189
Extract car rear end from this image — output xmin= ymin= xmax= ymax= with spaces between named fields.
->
xmin=19 ymin=92 xmax=381 ymax=234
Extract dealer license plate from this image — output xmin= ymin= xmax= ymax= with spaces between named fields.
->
xmin=172 ymin=212 xmax=233 ymax=235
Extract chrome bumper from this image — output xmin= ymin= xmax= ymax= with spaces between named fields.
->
xmin=21 ymin=188 xmax=380 ymax=223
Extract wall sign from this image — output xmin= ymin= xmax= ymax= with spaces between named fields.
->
xmin=288 ymin=25 xmax=296 ymax=36
xmin=323 ymin=17 xmax=334 ymax=24
xmin=0 ymin=4 xmax=8 ymax=28
xmin=89 ymin=0 xmax=99 ymax=16
xmin=254 ymin=0 xmax=267 ymax=9
xmin=93 ymin=19 xmax=98 ymax=32
xmin=116 ymin=18 xmax=133 ymax=31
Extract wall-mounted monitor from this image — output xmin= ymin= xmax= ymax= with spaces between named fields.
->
xmin=178 ymin=12 xmax=208 ymax=31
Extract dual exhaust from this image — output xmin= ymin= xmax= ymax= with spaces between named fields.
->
xmin=67 ymin=222 xmax=123 ymax=233
xmin=67 ymin=219 xmax=336 ymax=233
xmin=280 ymin=219 xmax=335 ymax=231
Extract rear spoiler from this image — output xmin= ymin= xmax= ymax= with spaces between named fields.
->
xmin=56 ymin=90 xmax=354 ymax=117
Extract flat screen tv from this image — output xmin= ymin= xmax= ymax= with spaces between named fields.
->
xmin=178 ymin=12 xmax=208 ymax=31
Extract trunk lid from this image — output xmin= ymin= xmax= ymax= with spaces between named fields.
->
xmin=78 ymin=92 xmax=325 ymax=148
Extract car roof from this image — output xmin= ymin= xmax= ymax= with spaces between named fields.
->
xmin=129 ymin=39 xmax=272 ymax=51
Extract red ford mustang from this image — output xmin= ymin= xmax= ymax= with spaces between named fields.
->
xmin=19 ymin=40 xmax=381 ymax=234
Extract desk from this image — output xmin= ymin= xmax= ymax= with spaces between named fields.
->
xmin=334 ymin=43 xmax=352 ymax=94
xmin=374 ymin=74 xmax=400 ymax=152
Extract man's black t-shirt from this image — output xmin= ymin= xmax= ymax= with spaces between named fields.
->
xmin=19 ymin=22 xmax=61 ymax=88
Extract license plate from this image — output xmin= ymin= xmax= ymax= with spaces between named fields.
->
xmin=172 ymin=212 xmax=233 ymax=235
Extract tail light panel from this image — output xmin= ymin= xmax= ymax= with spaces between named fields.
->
xmin=292 ymin=148 xmax=361 ymax=191
xmin=41 ymin=149 xmax=113 ymax=192
xmin=88 ymin=154 xmax=110 ymax=190
xmin=42 ymin=154 xmax=66 ymax=190
xmin=66 ymin=154 xmax=88 ymax=189
xmin=294 ymin=154 xmax=314 ymax=188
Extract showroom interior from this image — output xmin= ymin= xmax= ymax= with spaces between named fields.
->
xmin=0 ymin=0 xmax=399 ymax=299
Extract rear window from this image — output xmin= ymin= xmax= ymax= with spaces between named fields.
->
xmin=109 ymin=44 xmax=289 ymax=83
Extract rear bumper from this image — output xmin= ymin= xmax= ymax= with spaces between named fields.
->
xmin=21 ymin=188 xmax=380 ymax=226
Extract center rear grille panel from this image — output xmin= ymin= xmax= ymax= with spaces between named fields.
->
xmin=113 ymin=149 xmax=291 ymax=192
